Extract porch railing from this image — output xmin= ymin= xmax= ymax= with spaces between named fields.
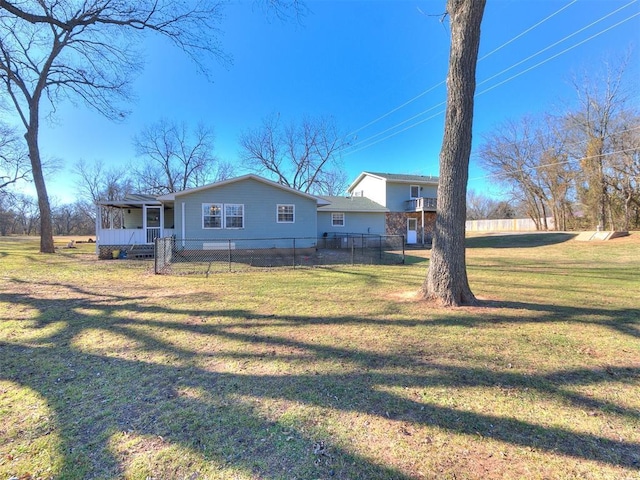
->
xmin=406 ymin=197 xmax=437 ymax=211
xmin=98 ymin=228 xmax=175 ymax=246
xmin=146 ymin=227 xmax=162 ymax=244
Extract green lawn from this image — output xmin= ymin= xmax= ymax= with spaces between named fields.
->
xmin=1 ymin=234 xmax=638 ymax=479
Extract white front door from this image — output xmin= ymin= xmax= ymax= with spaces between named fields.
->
xmin=407 ymin=218 xmax=418 ymax=244
xmin=144 ymin=206 xmax=162 ymax=244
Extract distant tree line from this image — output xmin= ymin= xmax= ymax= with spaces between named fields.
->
xmin=0 ymin=0 xmax=305 ymax=252
xmin=475 ymin=57 xmax=639 ymax=231
xmin=0 ymin=193 xmax=94 ymax=236
xmin=0 ymin=113 xmax=347 ymax=236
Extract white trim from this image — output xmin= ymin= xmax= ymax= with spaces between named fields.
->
xmin=181 ymin=202 xmax=186 ymax=247
xmin=331 ymin=212 xmax=345 ymax=227
xmin=202 ymin=203 xmax=223 ymax=229
xmin=407 ymin=218 xmax=418 ymax=244
xmin=410 ymin=185 xmax=420 ymax=199
xmin=347 ymin=171 xmax=438 ymax=194
xmin=224 ymin=204 xmax=244 ymax=229
xmin=144 ymin=205 xmax=163 ymax=244
xmin=277 ymin=204 xmax=295 ymax=223
xmin=158 ymin=174 xmax=330 ymax=205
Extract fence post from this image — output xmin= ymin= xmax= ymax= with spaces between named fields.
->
xmin=228 ymin=239 xmax=232 ymax=272
xmin=154 ymin=237 xmax=159 ymax=274
xmin=293 ymin=238 xmax=296 ymax=268
xmin=351 ymin=237 xmax=355 ymax=265
xmin=402 ymin=235 xmax=405 ymax=264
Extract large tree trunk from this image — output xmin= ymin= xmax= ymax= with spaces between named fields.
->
xmin=25 ymin=108 xmax=55 ymax=253
xmin=420 ymin=0 xmax=485 ymax=306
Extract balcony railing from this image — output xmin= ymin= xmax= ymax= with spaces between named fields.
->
xmin=406 ymin=197 xmax=437 ymax=212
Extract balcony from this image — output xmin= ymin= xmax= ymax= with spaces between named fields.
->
xmin=406 ymin=197 xmax=437 ymax=212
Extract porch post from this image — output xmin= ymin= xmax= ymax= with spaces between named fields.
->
xmin=95 ymin=204 xmax=100 ymax=253
xmin=421 ymin=210 xmax=425 ymax=245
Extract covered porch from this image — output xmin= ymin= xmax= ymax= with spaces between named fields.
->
xmin=96 ymin=195 xmax=175 ymax=256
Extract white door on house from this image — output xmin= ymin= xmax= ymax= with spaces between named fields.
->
xmin=144 ymin=206 xmax=162 ymax=244
xmin=407 ymin=218 xmax=418 ymax=244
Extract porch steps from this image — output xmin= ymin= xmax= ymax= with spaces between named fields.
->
xmin=127 ymin=244 xmax=155 ymax=259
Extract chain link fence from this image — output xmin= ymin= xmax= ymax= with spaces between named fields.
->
xmin=154 ymin=234 xmax=406 ymax=275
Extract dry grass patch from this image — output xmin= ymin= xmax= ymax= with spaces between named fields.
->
xmin=0 ymin=234 xmax=638 ymax=479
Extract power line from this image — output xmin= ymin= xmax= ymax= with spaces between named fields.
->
xmin=468 ymin=126 xmax=640 ymax=183
xmin=345 ymin=0 xmax=580 ymax=139
xmin=476 ymin=10 xmax=640 ymax=98
xmin=477 ymin=0 xmax=579 ymax=61
xmin=477 ymin=0 xmax=638 ymax=91
xmin=342 ymin=5 xmax=639 ymax=158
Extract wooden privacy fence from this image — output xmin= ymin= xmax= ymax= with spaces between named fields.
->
xmin=465 ymin=217 xmax=555 ymax=232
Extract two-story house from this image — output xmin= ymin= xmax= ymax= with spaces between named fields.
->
xmin=347 ymin=172 xmax=438 ymax=245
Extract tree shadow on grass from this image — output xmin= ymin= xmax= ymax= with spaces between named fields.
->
xmin=1 ymin=282 xmax=639 ymax=478
xmin=466 ymin=233 xmax=577 ymax=249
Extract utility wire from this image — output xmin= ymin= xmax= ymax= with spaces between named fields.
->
xmin=477 ymin=0 xmax=638 ymax=91
xmin=476 ymin=10 xmax=640 ymax=98
xmin=477 ymin=0 xmax=579 ymax=61
xmin=469 ymin=139 xmax=640 ymax=182
xmin=345 ymin=0 xmax=582 ymax=140
xmin=342 ymin=6 xmax=639 ymax=157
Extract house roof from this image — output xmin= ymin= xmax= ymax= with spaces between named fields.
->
xmin=347 ymin=171 xmax=439 ymax=193
xmin=156 ymin=174 xmax=331 ymax=205
xmin=317 ymin=196 xmax=388 ymax=213
xmin=97 ymin=193 xmax=162 ymax=208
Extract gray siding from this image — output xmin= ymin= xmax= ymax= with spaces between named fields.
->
xmin=174 ymin=178 xmax=318 ymax=245
xmin=317 ymin=211 xmax=386 ymax=236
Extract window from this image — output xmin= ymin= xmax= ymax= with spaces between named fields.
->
xmin=203 ymin=203 xmax=222 ymax=228
xmin=202 ymin=203 xmax=244 ymax=229
xmin=225 ymin=204 xmax=244 ymax=228
xmin=410 ymin=185 xmax=420 ymax=198
xmin=331 ymin=212 xmax=345 ymax=227
xmin=277 ymin=204 xmax=295 ymax=223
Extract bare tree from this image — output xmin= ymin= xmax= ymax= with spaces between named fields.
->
xmin=0 ymin=0 xmax=232 ymax=253
xmin=479 ymin=116 xmax=576 ymax=230
xmin=608 ymin=111 xmax=640 ymax=230
xmin=466 ymin=190 xmax=515 ymax=220
xmin=12 ymin=193 xmax=40 ymax=235
xmin=535 ymin=116 xmax=574 ymax=231
xmin=0 ymin=123 xmax=30 ymax=190
xmin=133 ymin=119 xmax=233 ymax=195
xmin=74 ymin=159 xmax=133 ymax=228
xmin=566 ymin=55 xmax=632 ymax=230
xmin=0 ymin=191 xmax=17 ymax=235
xmin=420 ymin=0 xmax=486 ymax=306
xmin=51 ymin=201 xmax=94 ymax=235
xmin=239 ymin=113 xmax=349 ymax=195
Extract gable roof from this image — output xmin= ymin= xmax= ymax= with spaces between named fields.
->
xmin=157 ymin=174 xmax=331 ymax=206
xmin=317 ymin=196 xmax=388 ymax=213
xmin=348 ymin=171 xmax=439 ymax=193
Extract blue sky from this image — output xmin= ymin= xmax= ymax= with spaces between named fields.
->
xmin=21 ymin=0 xmax=640 ymax=203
